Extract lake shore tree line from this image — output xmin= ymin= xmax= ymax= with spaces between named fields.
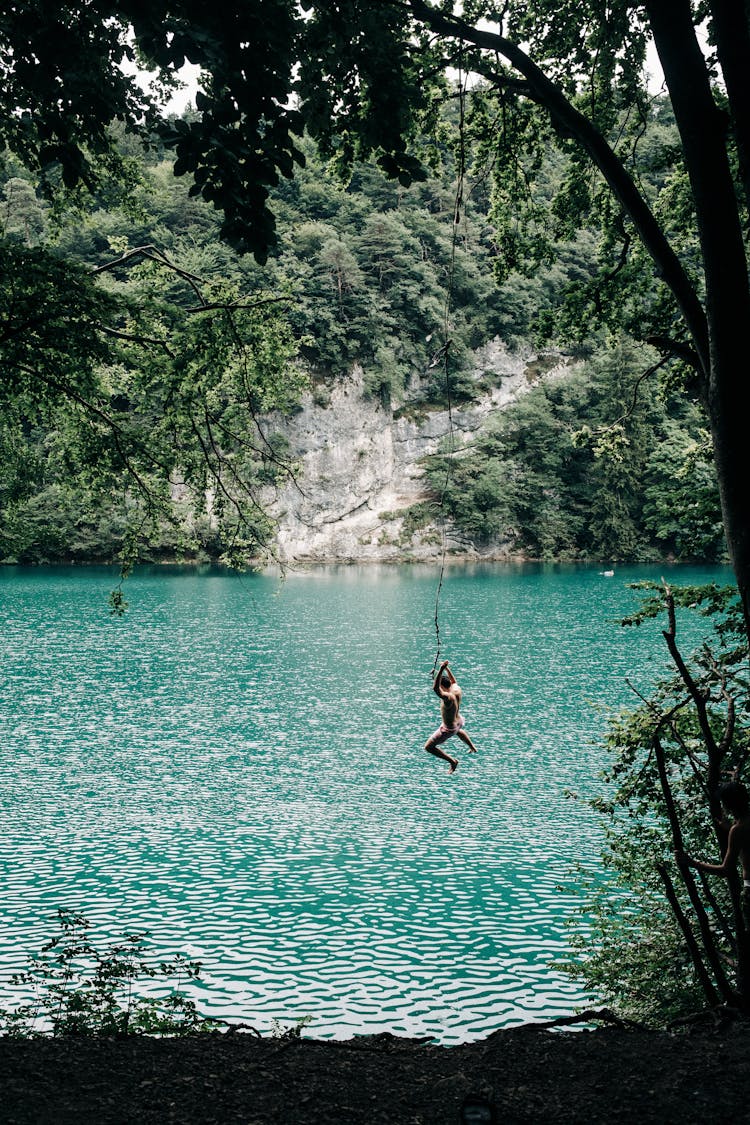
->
xmin=2 ymin=1 xmax=750 ymax=1033
xmin=1 ymin=100 xmax=723 ymax=569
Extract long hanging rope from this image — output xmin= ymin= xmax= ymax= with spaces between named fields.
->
xmin=431 ymin=49 xmax=468 ymax=676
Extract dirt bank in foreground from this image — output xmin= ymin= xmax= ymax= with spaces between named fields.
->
xmin=2 ymin=1021 xmax=750 ymax=1124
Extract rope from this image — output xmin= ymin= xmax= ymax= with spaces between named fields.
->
xmin=430 ymin=348 xmax=455 ymax=675
xmin=431 ymin=47 xmax=467 ymax=676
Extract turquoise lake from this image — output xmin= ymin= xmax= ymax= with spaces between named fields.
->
xmin=0 ymin=562 xmax=733 ymax=1042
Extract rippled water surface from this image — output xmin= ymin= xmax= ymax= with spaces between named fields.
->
xmin=0 ymin=562 xmax=731 ymax=1041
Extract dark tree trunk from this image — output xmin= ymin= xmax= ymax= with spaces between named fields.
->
xmin=709 ymin=0 xmax=750 ymax=218
xmin=646 ymin=0 xmax=750 ymax=646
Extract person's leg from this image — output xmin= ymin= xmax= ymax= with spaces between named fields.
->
xmin=457 ymin=729 xmax=478 ymax=754
xmin=425 ymin=730 xmax=459 ymax=773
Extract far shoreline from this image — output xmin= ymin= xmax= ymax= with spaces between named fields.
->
xmin=0 ymin=553 xmax=733 ymax=574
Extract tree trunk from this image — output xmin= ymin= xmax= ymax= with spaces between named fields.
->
xmin=646 ymin=0 xmax=750 ymax=645
xmin=709 ymin=0 xmax=750 ymax=218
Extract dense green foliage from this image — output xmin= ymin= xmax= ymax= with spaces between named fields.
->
xmin=3 ymin=2 xmax=744 ymax=582
xmin=427 ymin=338 xmax=723 ymax=562
xmin=0 ymin=908 xmax=221 ymax=1037
xmin=0 ymin=144 xmax=305 ymax=570
xmin=560 ymin=583 xmax=750 ymax=1024
xmin=1 ymin=99 xmax=724 ymax=567
xmin=2 ymin=5 xmax=750 ymax=593
xmin=0 ymin=106 xmax=564 ymax=563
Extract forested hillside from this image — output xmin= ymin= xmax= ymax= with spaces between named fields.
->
xmin=0 ymin=99 xmax=723 ymax=566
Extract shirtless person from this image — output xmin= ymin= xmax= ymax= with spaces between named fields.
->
xmin=676 ymin=781 xmax=750 ymax=891
xmin=425 ymin=659 xmax=478 ymax=774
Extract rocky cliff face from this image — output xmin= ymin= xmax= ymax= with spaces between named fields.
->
xmin=263 ymin=339 xmax=570 ymax=563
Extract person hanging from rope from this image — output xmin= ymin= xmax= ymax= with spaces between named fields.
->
xmin=425 ymin=660 xmax=478 ymax=774
xmin=675 ymin=781 xmax=750 ymax=896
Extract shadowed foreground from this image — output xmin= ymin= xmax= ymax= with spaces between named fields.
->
xmin=2 ymin=1023 xmax=749 ymax=1123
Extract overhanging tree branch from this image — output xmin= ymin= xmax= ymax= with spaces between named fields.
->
xmin=406 ymin=0 xmax=711 ymax=379
xmin=645 ymin=336 xmax=702 ymax=371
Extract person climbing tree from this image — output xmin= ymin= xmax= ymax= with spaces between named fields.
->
xmin=425 ymin=660 xmax=478 ymax=774
xmin=676 ymin=781 xmax=750 ymax=895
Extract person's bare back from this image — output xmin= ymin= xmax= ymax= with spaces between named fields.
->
xmin=440 ymin=683 xmax=461 ymax=728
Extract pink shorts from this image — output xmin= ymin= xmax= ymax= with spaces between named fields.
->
xmin=426 ymin=717 xmax=465 ymax=749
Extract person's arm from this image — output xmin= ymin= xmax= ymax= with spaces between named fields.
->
xmin=676 ymin=825 xmax=740 ymax=876
xmin=433 ymin=660 xmax=450 ymax=697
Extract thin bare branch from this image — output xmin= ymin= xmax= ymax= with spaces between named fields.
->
xmin=98 ymin=324 xmax=176 ymax=356
xmin=654 ymin=735 xmax=735 ymax=1001
xmin=661 ymin=582 xmax=721 ymax=768
xmin=185 ymin=296 xmax=292 ymax=315
xmin=92 ymin=245 xmax=207 ymax=306
xmin=584 ymin=355 xmax=669 ymax=437
xmin=657 ymin=861 xmax=721 ymax=1007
